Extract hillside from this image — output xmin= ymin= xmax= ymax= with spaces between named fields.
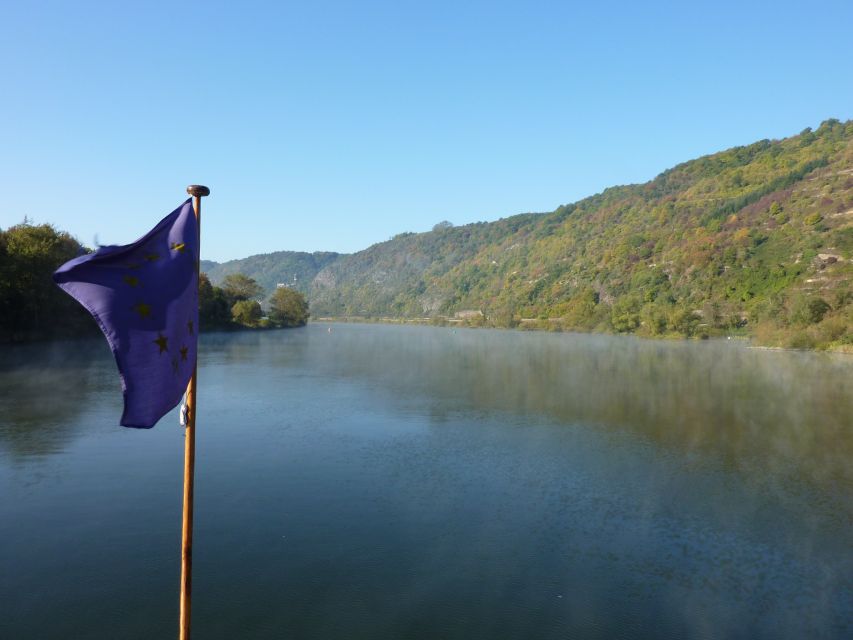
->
xmin=200 ymin=119 xmax=853 ymax=349
xmin=201 ymin=250 xmax=340 ymax=296
xmin=308 ymin=214 xmax=548 ymax=317
xmin=305 ymin=119 xmax=852 ymax=348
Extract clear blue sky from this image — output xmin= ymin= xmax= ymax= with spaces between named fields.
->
xmin=1 ymin=1 xmax=851 ymax=261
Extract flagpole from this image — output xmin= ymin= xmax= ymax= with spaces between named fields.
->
xmin=180 ymin=184 xmax=209 ymax=640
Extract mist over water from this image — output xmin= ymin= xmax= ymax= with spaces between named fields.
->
xmin=1 ymin=324 xmax=851 ymax=639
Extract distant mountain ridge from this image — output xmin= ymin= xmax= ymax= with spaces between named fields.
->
xmin=203 ymin=119 xmax=853 ymax=348
xmin=201 ymin=250 xmax=340 ymax=296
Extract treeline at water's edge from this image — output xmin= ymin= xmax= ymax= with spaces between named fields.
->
xmin=0 ymin=222 xmax=308 ymax=343
xmin=200 ymin=120 xmax=853 ymax=351
xmin=4 ymin=119 xmax=853 ymax=350
xmin=299 ymin=120 xmax=852 ymax=351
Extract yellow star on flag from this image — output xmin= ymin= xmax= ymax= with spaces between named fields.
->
xmin=153 ymin=333 xmax=169 ymax=354
xmin=133 ymin=302 xmax=151 ymax=318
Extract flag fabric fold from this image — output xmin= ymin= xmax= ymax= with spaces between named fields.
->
xmin=54 ymin=199 xmax=199 ymax=428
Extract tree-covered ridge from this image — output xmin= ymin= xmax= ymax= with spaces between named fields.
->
xmin=308 ymin=212 xmax=544 ymax=317
xmin=201 ymin=250 xmax=340 ymax=296
xmin=4 ymin=119 xmax=851 ymax=349
xmin=309 ymin=119 xmax=853 ymax=349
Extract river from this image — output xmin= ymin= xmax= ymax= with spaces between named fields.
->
xmin=1 ymin=324 xmax=851 ymax=639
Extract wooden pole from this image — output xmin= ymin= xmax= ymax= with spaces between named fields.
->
xmin=180 ymin=184 xmax=209 ymax=640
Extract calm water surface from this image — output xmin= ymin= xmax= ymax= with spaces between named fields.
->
xmin=1 ymin=324 xmax=851 ymax=639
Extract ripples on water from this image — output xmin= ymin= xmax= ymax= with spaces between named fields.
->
xmin=1 ymin=325 xmax=851 ymax=639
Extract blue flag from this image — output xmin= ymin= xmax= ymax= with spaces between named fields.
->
xmin=54 ymin=200 xmax=199 ymax=428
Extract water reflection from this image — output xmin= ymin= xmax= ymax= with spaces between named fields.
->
xmin=2 ymin=325 xmax=851 ymax=639
xmin=0 ymin=338 xmax=115 ymax=459
xmin=8 ymin=326 xmax=847 ymax=493
xmin=189 ymin=325 xmax=852 ymax=639
xmin=257 ymin=325 xmax=853 ymax=492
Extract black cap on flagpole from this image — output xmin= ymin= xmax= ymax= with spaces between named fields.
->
xmin=186 ymin=185 xmax=210 ymax=198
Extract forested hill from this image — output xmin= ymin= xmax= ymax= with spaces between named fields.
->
xmin=305 ymin=119 xmax=852 ymax=348
xmin=201 ymin=250 xmax=340 ymax=296
xmin=7 ymin=120 xmax=849 ymax=347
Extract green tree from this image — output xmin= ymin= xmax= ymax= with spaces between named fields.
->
xmin=640 ymin=303 xmax=668 ymax=335
xmin=268 ymin=287 xmax=309 ymax=327
xmin=198 ymin=272 xmax=232 ymax=329
xmin=231 ymin=299 xmax=263 ymax=327
xmin=792 ymin=296 xmax=831 ymax=325
xmin=0 ymin=222 xmax=92 ymax=341
xmin=669 ymin=307 xmax=701 ymax=337
xmin=610 ymin=296 xmax=641 ymax=333
xmin=221 ymin=273 xmax=263 ymax=303
xmin=487 ymin=301 xmax=518 ymax=328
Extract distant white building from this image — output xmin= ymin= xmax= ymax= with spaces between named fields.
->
xmin=277 ymin=274 xmax=298 ymax=289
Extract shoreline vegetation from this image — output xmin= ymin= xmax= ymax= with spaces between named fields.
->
xmin=0 ymin=213 xmax=846 ymax=351
xmin=211 ymin=121 xmax=852 ymax=353
xmin=197 ymin=272 xmax=309 ymax=331
xmin=2 ymin=120 xmax=851 ymax=351
xmin=0 ymin=221 xmax=307 ymax=344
